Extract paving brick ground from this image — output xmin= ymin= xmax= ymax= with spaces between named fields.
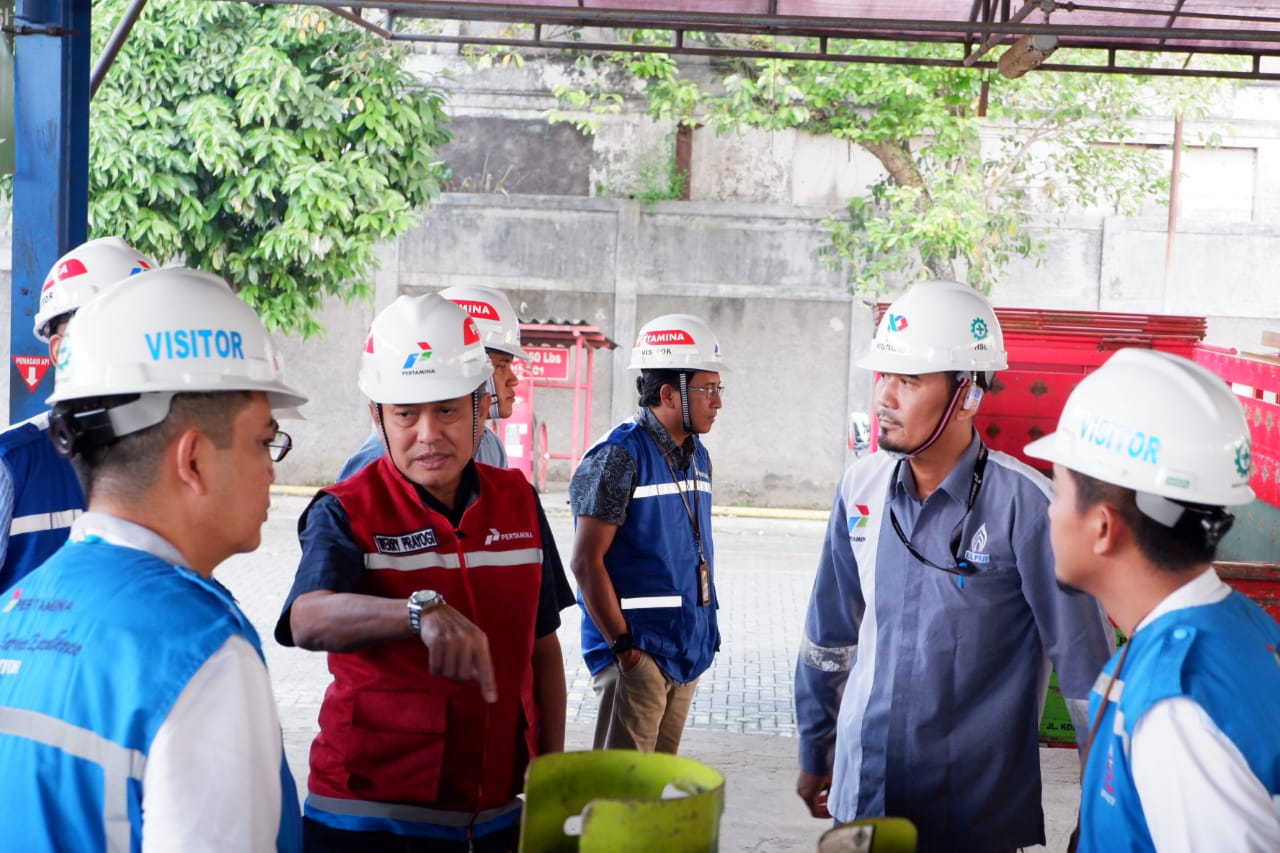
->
xmin=218 ymin=488 xmax=1078 ymax=852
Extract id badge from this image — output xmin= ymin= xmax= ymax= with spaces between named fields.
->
xmin=698 ymin=561 xmax=712 ymax=606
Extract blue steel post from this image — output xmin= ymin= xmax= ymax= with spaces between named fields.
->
xmin=8 ymin=0 xmax=90 ymax=422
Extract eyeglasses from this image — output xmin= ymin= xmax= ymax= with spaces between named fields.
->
xmin=686 ymin=385 xmax=726 ymax=400
xmin=267 ymin=431 xmax=293 ymax=463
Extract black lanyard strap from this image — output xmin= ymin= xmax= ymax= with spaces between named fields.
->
xmin=888 ymin=443 xmax=988 ymax=577
xmin=660 ymin=447 xmax=706 ymax=563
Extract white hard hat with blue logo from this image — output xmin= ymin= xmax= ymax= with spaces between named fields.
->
xmin=46 ymin=267 xmax=308 ymax=428
xmin=1024 ymin=348 xmax=1253 ymax=508
xmin=858 ymin=280 xmax=1008 ymax=378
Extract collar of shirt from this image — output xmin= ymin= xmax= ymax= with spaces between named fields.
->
xmin=891 ymin=430 xmax=983 ymax=506
xmin=413 ymin=460 xmax=481 ymax=527
xmin=1134 ymin=567 xmax=1231 ymax=634
xmin=636 ymin=406 xmax=695 ymax=471
xmin=70 ymin=511 xmax=190 ymax=568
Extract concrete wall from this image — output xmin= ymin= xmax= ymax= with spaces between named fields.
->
xmin=271 ymin=194 xmax=1280 ymax=508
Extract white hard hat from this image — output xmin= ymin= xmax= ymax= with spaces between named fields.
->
xmin=359 ymin=293 xmax=494 ymax=404
xmin=35 ymin=237 xmax=156 ymax=342
xmin=48 ymin=266 xmax=306 ymax=410
xmin=1024 ymin=348 xmax=1254 ymax=507
xmin=858 ymin=280 xmax=1008 ymax=377
xmin=440 ymin=284 xmax=528 ymax=360
xmin=628 ymin=314 xmax=728 ymax=372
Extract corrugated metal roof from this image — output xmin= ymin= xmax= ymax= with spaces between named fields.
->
xmin=274 ymin=1 xmax=1280 ymax=80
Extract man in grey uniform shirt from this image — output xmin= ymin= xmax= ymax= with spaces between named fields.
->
xmin=794 ymin=280 xmax=1113 ymax=853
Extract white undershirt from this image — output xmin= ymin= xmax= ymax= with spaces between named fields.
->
xmin=1130 ymin=569 xmax=1280 ymax=852
xmin=71 ymin=513 xmax=286 ymax=852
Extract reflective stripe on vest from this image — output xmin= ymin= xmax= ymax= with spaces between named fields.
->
xmin=620 ymin=595 xmax=683 ymax=610
xmin=365 ymin=546 xmax=543 ymax=572
xmin=632 ymin=479 xmax=711 ymax=499
xmin=307 ymin=792 xmax=521 ymax=827
xmin=10 ymin=508 xmax=82 ymax=536
xmin=0 ymin=706 xmax=146 ymax=853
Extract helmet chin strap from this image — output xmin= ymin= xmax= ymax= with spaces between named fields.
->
xmin=678 ymin=372 xmax=693 ymax=434
xmin=484 ymin=375 xmax=500 ymax=421
xmin=904 ymin=373 xmax=972 ymax=459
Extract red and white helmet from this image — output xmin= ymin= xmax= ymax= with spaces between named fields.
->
xmin=359 ymin=294 xmax=494 ymax=404
xmin=628 ymin=314 xmax=728 ymax=373
xmin=35 ymin=237 xmax=156 ymax=342
xmin=440 ymin=285 xmax=528 ymax=360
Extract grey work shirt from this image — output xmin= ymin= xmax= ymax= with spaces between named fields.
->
xmin=795 ymin=433 xmax=1114 ymax=853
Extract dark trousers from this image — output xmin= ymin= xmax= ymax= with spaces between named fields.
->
xmin=303 ymin=817 xmax=519 ymax=853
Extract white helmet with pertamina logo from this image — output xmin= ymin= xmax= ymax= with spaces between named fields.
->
xmin=628 ymin=314 xmax=728 ymax=373
xmin=359 ymin=293 xmax=494 ymax=405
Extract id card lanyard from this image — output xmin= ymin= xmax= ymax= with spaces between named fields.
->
xmin=661 ymin=450 xmax=712 ymax=606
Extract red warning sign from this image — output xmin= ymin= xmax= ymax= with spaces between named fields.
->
xmin=13 ymin=355 xmax=52 ymax=393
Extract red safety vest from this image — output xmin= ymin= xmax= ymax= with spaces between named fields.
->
xmin=309 ymin=457 xmax=544 ymax=815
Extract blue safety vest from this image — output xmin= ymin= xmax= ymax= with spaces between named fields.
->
xmin=1079 ymin=592 xmax=1280 ymax=852
xmin=578 ymin=420 xmax=720 ymax=683
xmin=0 ymin=538 xmax=302 ymax=852
xmin=0 ymin=414 xmax=84 ymax=590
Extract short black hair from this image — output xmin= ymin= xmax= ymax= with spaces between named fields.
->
xmin=67 ymin=391 xmax=252 ymax=501
xmin=636 ymin=370 xmax=686 ymax=408
xmin=1066 ymin=468 xmax=1219 ymax=572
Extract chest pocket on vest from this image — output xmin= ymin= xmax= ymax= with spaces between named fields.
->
xmin=346 ymin=689 xmax=448 ymax=801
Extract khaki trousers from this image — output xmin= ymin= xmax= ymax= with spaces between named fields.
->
xmin=590 ymin=652 xmax=698 ymax=754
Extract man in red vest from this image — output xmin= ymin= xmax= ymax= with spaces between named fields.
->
xmin=276 ymin=294 xmax=574 ymax=852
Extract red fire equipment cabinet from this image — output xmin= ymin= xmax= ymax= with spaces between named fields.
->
xmin=505 ymin=322 xmax=617 ymax=492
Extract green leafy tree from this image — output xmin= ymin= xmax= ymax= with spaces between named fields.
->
xmin=551 ymin=37 xmax=1230 ymax=295
xmin=87 ymin=0 xmax=450 ymax=336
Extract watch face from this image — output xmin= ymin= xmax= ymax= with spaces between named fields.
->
xmin=411 ymin=590 xmax=441 ymax=608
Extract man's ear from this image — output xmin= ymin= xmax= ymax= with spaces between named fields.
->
xmin=171 ymin=427 xmax=211 ymax=496
xmin=48 ymin=333 xmax=64 ymax=365
xmin=1091 ymin=502 xmax=1127 ymax=557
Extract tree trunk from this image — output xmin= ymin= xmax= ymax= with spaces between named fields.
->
xmin=861 ymin=139 xmax=956 ymax=280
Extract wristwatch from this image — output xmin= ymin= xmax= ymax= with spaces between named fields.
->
xmin=609 ymin=629 xmax=635 ymax=655
xmin=407 ymin=589 xmax=445 ymax=634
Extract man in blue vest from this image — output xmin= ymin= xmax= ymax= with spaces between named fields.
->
xmin=1025 ymin=348 xmax=1280 ymax=851
xmin=0 ymin=238 xmax=154 ymax=591
xmin=277 ymin=294 xmax=574 ymax=852
xmin=0 ymin=267 xmax=307 ymax=851
xmin=570 ymin=313 xmax=727 ymax=754
xmin=336 ymin=284 xmax=527 ymax=478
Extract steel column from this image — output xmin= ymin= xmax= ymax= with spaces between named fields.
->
xmin=9 ymin=0 xmax=90 ymax=422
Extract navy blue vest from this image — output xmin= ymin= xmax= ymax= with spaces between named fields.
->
xmin=579 ymin=420 xmax=720 ymax=683
xmin=0 ymin=538 xmax=302 ymax=852
xmin=1080 ymin=592 xmax=1280 ymax=852
xmin=0 ymin=415 xmax=84 ymax=590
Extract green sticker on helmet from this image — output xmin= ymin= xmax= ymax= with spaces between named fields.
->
xmin=1235 ymin=442 xmax=1252 ymax=479
xmin=971 ymin=317 xmax=989 ymax=340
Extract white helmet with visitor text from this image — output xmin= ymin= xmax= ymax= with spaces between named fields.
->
xmin=35 ymin=237 xmax=156 ymax=342
xmin=858 ymin=280 xmax=1008 ymax=380
xmin=440 ymin=284 xmax=529 ymax=360
xmin=628 ymin=313 xmax=728 ymax=373
xmin=359 ymin=293 xmax=494 ymax=405
xmin=46 ymin=267 xmax=308 ymax=456
xmin=1024 ymin=348 xmax=1253 ymax=508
